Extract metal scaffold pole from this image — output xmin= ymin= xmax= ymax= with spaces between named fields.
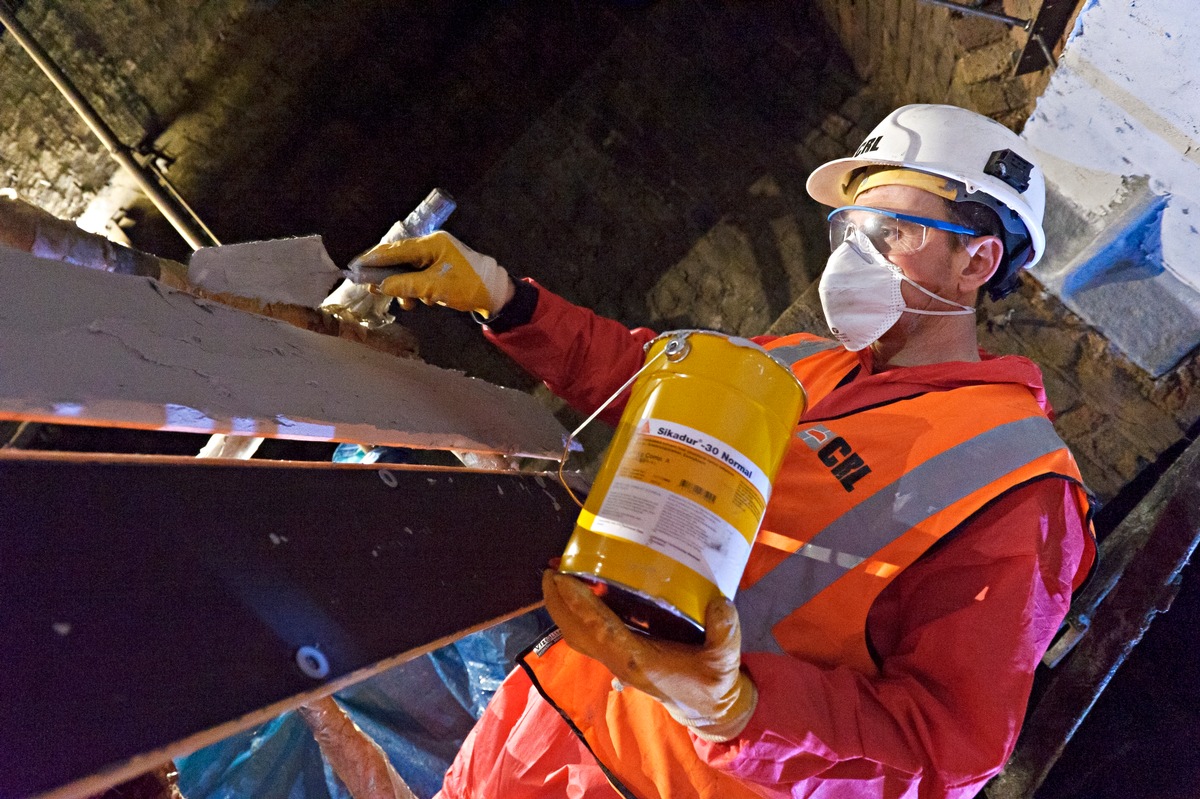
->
xmin=0 ymin=0 xmax=219 ymax=251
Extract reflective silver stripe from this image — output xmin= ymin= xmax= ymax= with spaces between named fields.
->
xmin=738 ymin=414 xmax=1066 ymax=652
xmin=767 ymin=338 xmax=840 ymax=369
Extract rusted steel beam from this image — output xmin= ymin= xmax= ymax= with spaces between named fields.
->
xmin=0 ymin=195 xmax=175 ymax=279
xmin=0 ymin=451 xmax=577 ymax=799
xmin=987 ymin=435 xmax=1200 ymax=798
xmin=0 ymin=196 xmax=419 ymax=361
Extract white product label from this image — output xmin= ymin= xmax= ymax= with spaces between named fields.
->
xmin=584 ymin=412 xmax=777 ymax=599
xmin=645 ymin=419 xmax=772 ymax=500
xmin=589 ymin=477 xmax=753 ymax=598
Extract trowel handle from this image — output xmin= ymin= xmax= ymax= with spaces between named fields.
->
xmin=345 ymin=188 xmax=459 ymax=284
xmin=382 ymin=188 xmax=457 ymax=244
xmin=344 ymin=264 xmax=424 ymax=284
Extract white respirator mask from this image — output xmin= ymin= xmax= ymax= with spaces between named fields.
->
xmin=818 ymin=228 xmax=975 ymax=351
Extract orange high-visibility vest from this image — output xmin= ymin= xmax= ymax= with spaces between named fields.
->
xmin=520 ymin=333 xmax=1095 ymax=799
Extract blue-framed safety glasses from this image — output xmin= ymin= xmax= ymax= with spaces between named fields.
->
xmin=827 ymin=205 xmax=983 ymax=256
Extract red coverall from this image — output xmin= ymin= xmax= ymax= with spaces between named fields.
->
xmin=436 ymin=280 xmax=1094 ymax=799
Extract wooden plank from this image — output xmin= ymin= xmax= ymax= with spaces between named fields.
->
xmin=0 ymin=451 xmax=579 ymax=799
xmin=986 ymin=435 xmax=1200 ymax=798
xmin=0 ymin=247 xmax=565 ymax=458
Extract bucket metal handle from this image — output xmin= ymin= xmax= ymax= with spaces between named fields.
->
xmin=557 ymin=334 xmax=689 ymax=508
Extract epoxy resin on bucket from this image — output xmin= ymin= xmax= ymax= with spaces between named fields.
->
xmin=559 ymin=331 xmax=806 ymax=644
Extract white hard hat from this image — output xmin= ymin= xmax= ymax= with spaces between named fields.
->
xmin=807 ymin=104 xmax=1046 ymax=296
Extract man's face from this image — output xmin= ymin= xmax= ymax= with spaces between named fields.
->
xmin=850 ymin=184 xmax=973 ymax=312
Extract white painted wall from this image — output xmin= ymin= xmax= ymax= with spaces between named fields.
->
xmin=1022 ymin=0 xmax=1200 ymax=375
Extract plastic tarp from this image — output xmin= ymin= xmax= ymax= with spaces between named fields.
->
xmin=177 ymin=610 xmax=550 ymax=799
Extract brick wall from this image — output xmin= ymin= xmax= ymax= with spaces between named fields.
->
xmin=277 ymin=2 xmax=865 ymax=395
xmin=811 ymin=0 xmax=1066 ymax=130
xmin=0 ymin=0 xmax=259 ymax=218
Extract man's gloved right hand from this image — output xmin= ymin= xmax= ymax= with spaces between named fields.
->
xmin=348 ymin=231 xmax=514 ymax=318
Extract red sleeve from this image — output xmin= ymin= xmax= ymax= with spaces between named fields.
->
xmin=696 ymin=478 xmax=1090 ymax=799
xmin=483 ymin=280 xmax=658 ymax=425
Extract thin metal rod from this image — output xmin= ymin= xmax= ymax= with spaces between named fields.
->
xmin=1031 ymin=33 xmax=1059 ymax=69
xmin=0 ymin=1 xmax=218 ymax=251
xmin=917 ymin=0 xmax=1032 ymax=30
xmin=146 ymin=158 xmax=222 ymax=246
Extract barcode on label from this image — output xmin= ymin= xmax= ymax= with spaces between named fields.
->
xmin=679 ymin=478 xmax=717 ymax=504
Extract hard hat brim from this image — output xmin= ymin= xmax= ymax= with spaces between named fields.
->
xmin=806 ymin=156 xmax=954 ymax=208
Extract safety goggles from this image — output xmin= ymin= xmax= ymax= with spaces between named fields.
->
xmin=827 ymin=205 xmax=983 ymax=256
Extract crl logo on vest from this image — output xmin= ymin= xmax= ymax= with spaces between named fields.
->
xmin=797 ymin=424 xmax=872 ymax=492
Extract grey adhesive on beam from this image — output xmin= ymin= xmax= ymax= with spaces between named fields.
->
xmin=0 ymin=247 xmax=566 ymax=458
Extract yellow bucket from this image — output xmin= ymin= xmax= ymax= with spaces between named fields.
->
xmin=559 ymin=330 xmax=806 ymax=644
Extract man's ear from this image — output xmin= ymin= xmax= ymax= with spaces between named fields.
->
xmin=960 ymin=236 xmax=1004 ymax=292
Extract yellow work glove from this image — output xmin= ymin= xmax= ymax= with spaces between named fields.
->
xmin=542 ymin=571 xmax=758 ymax=743
xmin=348 ymin=231 xmax=513 ymax=317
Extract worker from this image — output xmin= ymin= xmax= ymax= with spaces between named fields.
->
xmin=353 ymin=104 xmax=1097 ymax=799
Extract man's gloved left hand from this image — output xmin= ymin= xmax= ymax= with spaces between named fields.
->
xmin=349 ymin=231 xmax=514 ymax=318
xmin=542 ymin=571 xmax=758 ymax=742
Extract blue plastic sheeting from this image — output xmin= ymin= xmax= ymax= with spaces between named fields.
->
xmin=176 ymin=712 xmax=347 ymax=799
xmin=178 ymin=610 xmax=551 ymax=798
xmin=330 ymin=443 xmax=417 ymax=465
xmin=427 ymin=610 xmax=552 ymax=721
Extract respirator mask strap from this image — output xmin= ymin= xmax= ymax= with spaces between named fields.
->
xmin=898 ymin=275 xmax=975 ymax=316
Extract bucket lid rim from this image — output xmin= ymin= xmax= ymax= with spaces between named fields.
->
xmin=648 ymin=329 xmax=804 ymax=387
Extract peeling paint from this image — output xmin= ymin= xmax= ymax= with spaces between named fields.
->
xmin=230 ymin=417 xmax=259 ymax=434
xmin=165 ymin=404 xmax=217 ymax=431
xmin=274 ymin=415 xmax=336 ymax=440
